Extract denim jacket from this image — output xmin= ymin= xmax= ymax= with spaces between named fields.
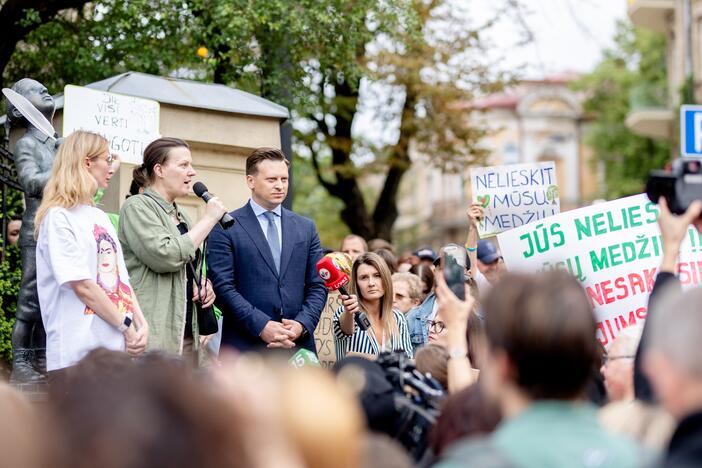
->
xmin=406 ymin=292 xmax=435 ymax=352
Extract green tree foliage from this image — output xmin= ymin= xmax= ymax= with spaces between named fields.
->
xmin=0 ymin=187 xmax=24 ymax=376
xmin=2 ymin=0 xmax=510 ymax=242
xmin=4 ymin=1 xmax=195 ymax=93
xmin=575 ymin=21 xmax=671 ymax=199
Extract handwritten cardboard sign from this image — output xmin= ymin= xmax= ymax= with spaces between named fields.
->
xmin=471 ymin=161 xmax=560 ymax=237
xmin=497 ymin=194 xmax=702 ymax=348
xmin=314 ymin=292 xmax=341 ymax=368
xmin=63 ymin=85 xmax=160 ymax=164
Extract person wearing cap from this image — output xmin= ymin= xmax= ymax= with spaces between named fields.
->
xmin=414 ymin=247 xmax=438 ymax=268
xmin=476 ymin=240 xmax=505 ymax=286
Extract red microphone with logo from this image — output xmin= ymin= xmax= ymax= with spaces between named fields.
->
xmin=316 ymin=255 xmax=371 ymax=331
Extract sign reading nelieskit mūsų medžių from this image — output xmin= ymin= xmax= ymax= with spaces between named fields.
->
xmin=471 ymin=161 xmax=560 ymax=238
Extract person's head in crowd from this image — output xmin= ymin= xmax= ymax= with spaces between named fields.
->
xmin=34 ymin=131 xmax=112 ymax=237
xmin=414 ymin=246 xmax=437 ymax=268
xmin=409 ymin=263 xmax=435 ymax=301
xmin=49 ymin=348 xmax=136 ymax=402
xmin=361 ymin=433 xmax=414 ymax=468
xmin=245 ymin=147 xmax=290 ymax=210
xmin=434 ymin=243 xmax=473 ymax=282
xmin=476 ymin=240 xmax=505 ymax=285
xmin=396 ymin=252 xmax=418 ymax=273
xmin=427 ymin=295 xmax=484 ymax=366
xmin=126 ymin=166 xmax=148 ymax=198
xmin=281 ymin=366 xmax=364 ymax=468
xmin=0 ymin=382 xmax=40 ymax=468
xmin=391 ymin=272 xmax=422 ymax=314
xmin=601 ymin=326 xmax=642 ymax=402
xmin=429 ymin=384 xmax=501 ymax=458
xmin=481 ymin=271 xmax=600 ymax=408
xmin=46 ymin=356 xmax=251 ymax=468
xmin=132 ymin=137 xmax=196 ymax=203
xmin=375 ymin=248 xmax=398 ymax=274
xmin=644 ymin=286 xmax=702 ymax=420
xmin=6 ymin=216 xmax=21 ymax=246
xmin=368 ymin=238 xmax=395 ymax=255
xmin=415 ymin=343 xmax=449 ymax=389
xmin=350 ymin=252 xmax=397 ymax=337
xmin=341 ymin=234 xmax=367 ymax=262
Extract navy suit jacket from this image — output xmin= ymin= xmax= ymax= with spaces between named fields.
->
xmin=207 ymin=202 xmax=327 ymax=351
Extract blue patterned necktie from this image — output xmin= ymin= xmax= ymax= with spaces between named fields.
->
xmin=263 ymin=211 xmax=280 ymax=273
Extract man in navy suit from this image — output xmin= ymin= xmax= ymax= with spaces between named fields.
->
xmin=207 ymin=148 xmax=327 ymax=351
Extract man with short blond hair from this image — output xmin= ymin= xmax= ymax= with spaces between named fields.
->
xmin=340 ymin=234 xmax=367 ymax=262
xmin=391 ymin=272 xmax=422 ymax=314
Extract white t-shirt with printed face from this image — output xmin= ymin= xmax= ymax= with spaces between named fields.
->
xmin=37 ymin=205 xmax=135 ymax=371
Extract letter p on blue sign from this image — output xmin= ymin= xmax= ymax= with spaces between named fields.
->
xmin=681 ymin=105 xmax=702 ymax=157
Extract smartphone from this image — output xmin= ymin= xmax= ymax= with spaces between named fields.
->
xmin=441 ymin=243 xmax=466 ymax=300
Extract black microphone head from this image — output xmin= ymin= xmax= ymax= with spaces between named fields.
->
xmin=192 ymin=182 xmax=208 ymax=198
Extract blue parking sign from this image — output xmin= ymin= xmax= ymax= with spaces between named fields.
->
xmin=681 ymin=105 xmax=702 ymax=157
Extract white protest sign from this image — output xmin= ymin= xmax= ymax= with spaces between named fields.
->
xmin=497 ymin=194 xmax=702 ymax=348
xmin=471 ymin=161 xmax=560 ymax=238
xmin=63 ymin=85 xmax=160 ymax=164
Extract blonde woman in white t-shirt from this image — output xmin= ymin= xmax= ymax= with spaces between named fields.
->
xmin=35 ymin=131 xmax=149 ymax=386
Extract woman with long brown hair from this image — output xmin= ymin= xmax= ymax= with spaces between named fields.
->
xmin=333 ymin=252 xmax=413 ymax=360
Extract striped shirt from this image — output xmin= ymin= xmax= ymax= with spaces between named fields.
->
xmin=333 ymin=306 xmax=414 ymax=361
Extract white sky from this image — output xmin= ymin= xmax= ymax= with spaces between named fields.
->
xmin=485 ymin=0 xmax=628 ymax=76
xmin=353 ymin=0 xmax=628 ymax=145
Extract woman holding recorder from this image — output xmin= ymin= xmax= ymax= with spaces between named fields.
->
xmin=333 ymin=252 xmax=413 ymax=360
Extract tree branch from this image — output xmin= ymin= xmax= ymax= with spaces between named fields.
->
xmin=309 ymin=144 xmax=340 ymax=196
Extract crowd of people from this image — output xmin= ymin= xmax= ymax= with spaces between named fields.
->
xmin=3 ymin=129 xmax=702 ymax=468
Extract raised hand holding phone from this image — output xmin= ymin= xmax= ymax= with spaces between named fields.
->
xmin=441 ymin=243 xmax=467 ymax=301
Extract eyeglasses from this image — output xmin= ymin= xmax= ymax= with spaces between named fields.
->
xmin=603 ymin=355 xmax=634 ymax=365
xmin=427 ymin=320 xmax=445 ymax=334
xmin=88 ymin=152 xmax=115 ymax=167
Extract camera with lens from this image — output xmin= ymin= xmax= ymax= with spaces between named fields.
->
xmin=646 ymin=158 xmax=702 ymax=214
xmin=334 ymin=351 xmax=444 ymax=463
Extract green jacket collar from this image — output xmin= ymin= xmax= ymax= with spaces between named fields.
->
xmin=144 ymin=187 xmax=179 ymax=216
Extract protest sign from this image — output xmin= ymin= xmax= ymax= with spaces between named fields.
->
xmin=63 ymin=85 xmax=160 ymax=164
xmin=497 ymin=194 xmax=702 ymax=348
xmin=471 ymin=161 xmax=560 ymax=237
xmin=314 ymin=292 xmax=340 ymax=368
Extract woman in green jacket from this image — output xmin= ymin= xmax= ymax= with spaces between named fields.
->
xmin=119 ymin=137 xmax=226 ymax=362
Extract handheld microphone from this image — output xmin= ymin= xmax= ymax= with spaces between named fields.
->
xmin=192 ymin=182 xmax=235 ymax=228
xmin=316 ymin=255 xmax=371 ymax=331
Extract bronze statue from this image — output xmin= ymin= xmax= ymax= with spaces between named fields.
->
xmin=6 ymin=78 xmax=59 ymax=383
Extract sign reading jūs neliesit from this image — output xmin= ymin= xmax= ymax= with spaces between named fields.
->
xmin=497 ymin=194 xmax=702 ymax=348
xmin=63 ymin=85 xmax=160 ymax=164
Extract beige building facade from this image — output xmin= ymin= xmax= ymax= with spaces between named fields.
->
xmin=626 ymin=0 xmax=702 ymax=140
xmin=393 ymin=75 xmax=599 ymax=250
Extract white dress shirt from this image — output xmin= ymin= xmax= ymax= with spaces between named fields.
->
xmin=249 ymin=198 xmax=282 ymax=250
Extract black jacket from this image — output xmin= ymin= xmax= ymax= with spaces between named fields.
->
xmin=662 ymin=412 xmax=702 ymax=468
xmin=634 ymin=271 xmax=679 ymax=402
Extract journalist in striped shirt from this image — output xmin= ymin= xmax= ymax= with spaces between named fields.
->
xmin=333 ymin=252 xmax=413 ymax=360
